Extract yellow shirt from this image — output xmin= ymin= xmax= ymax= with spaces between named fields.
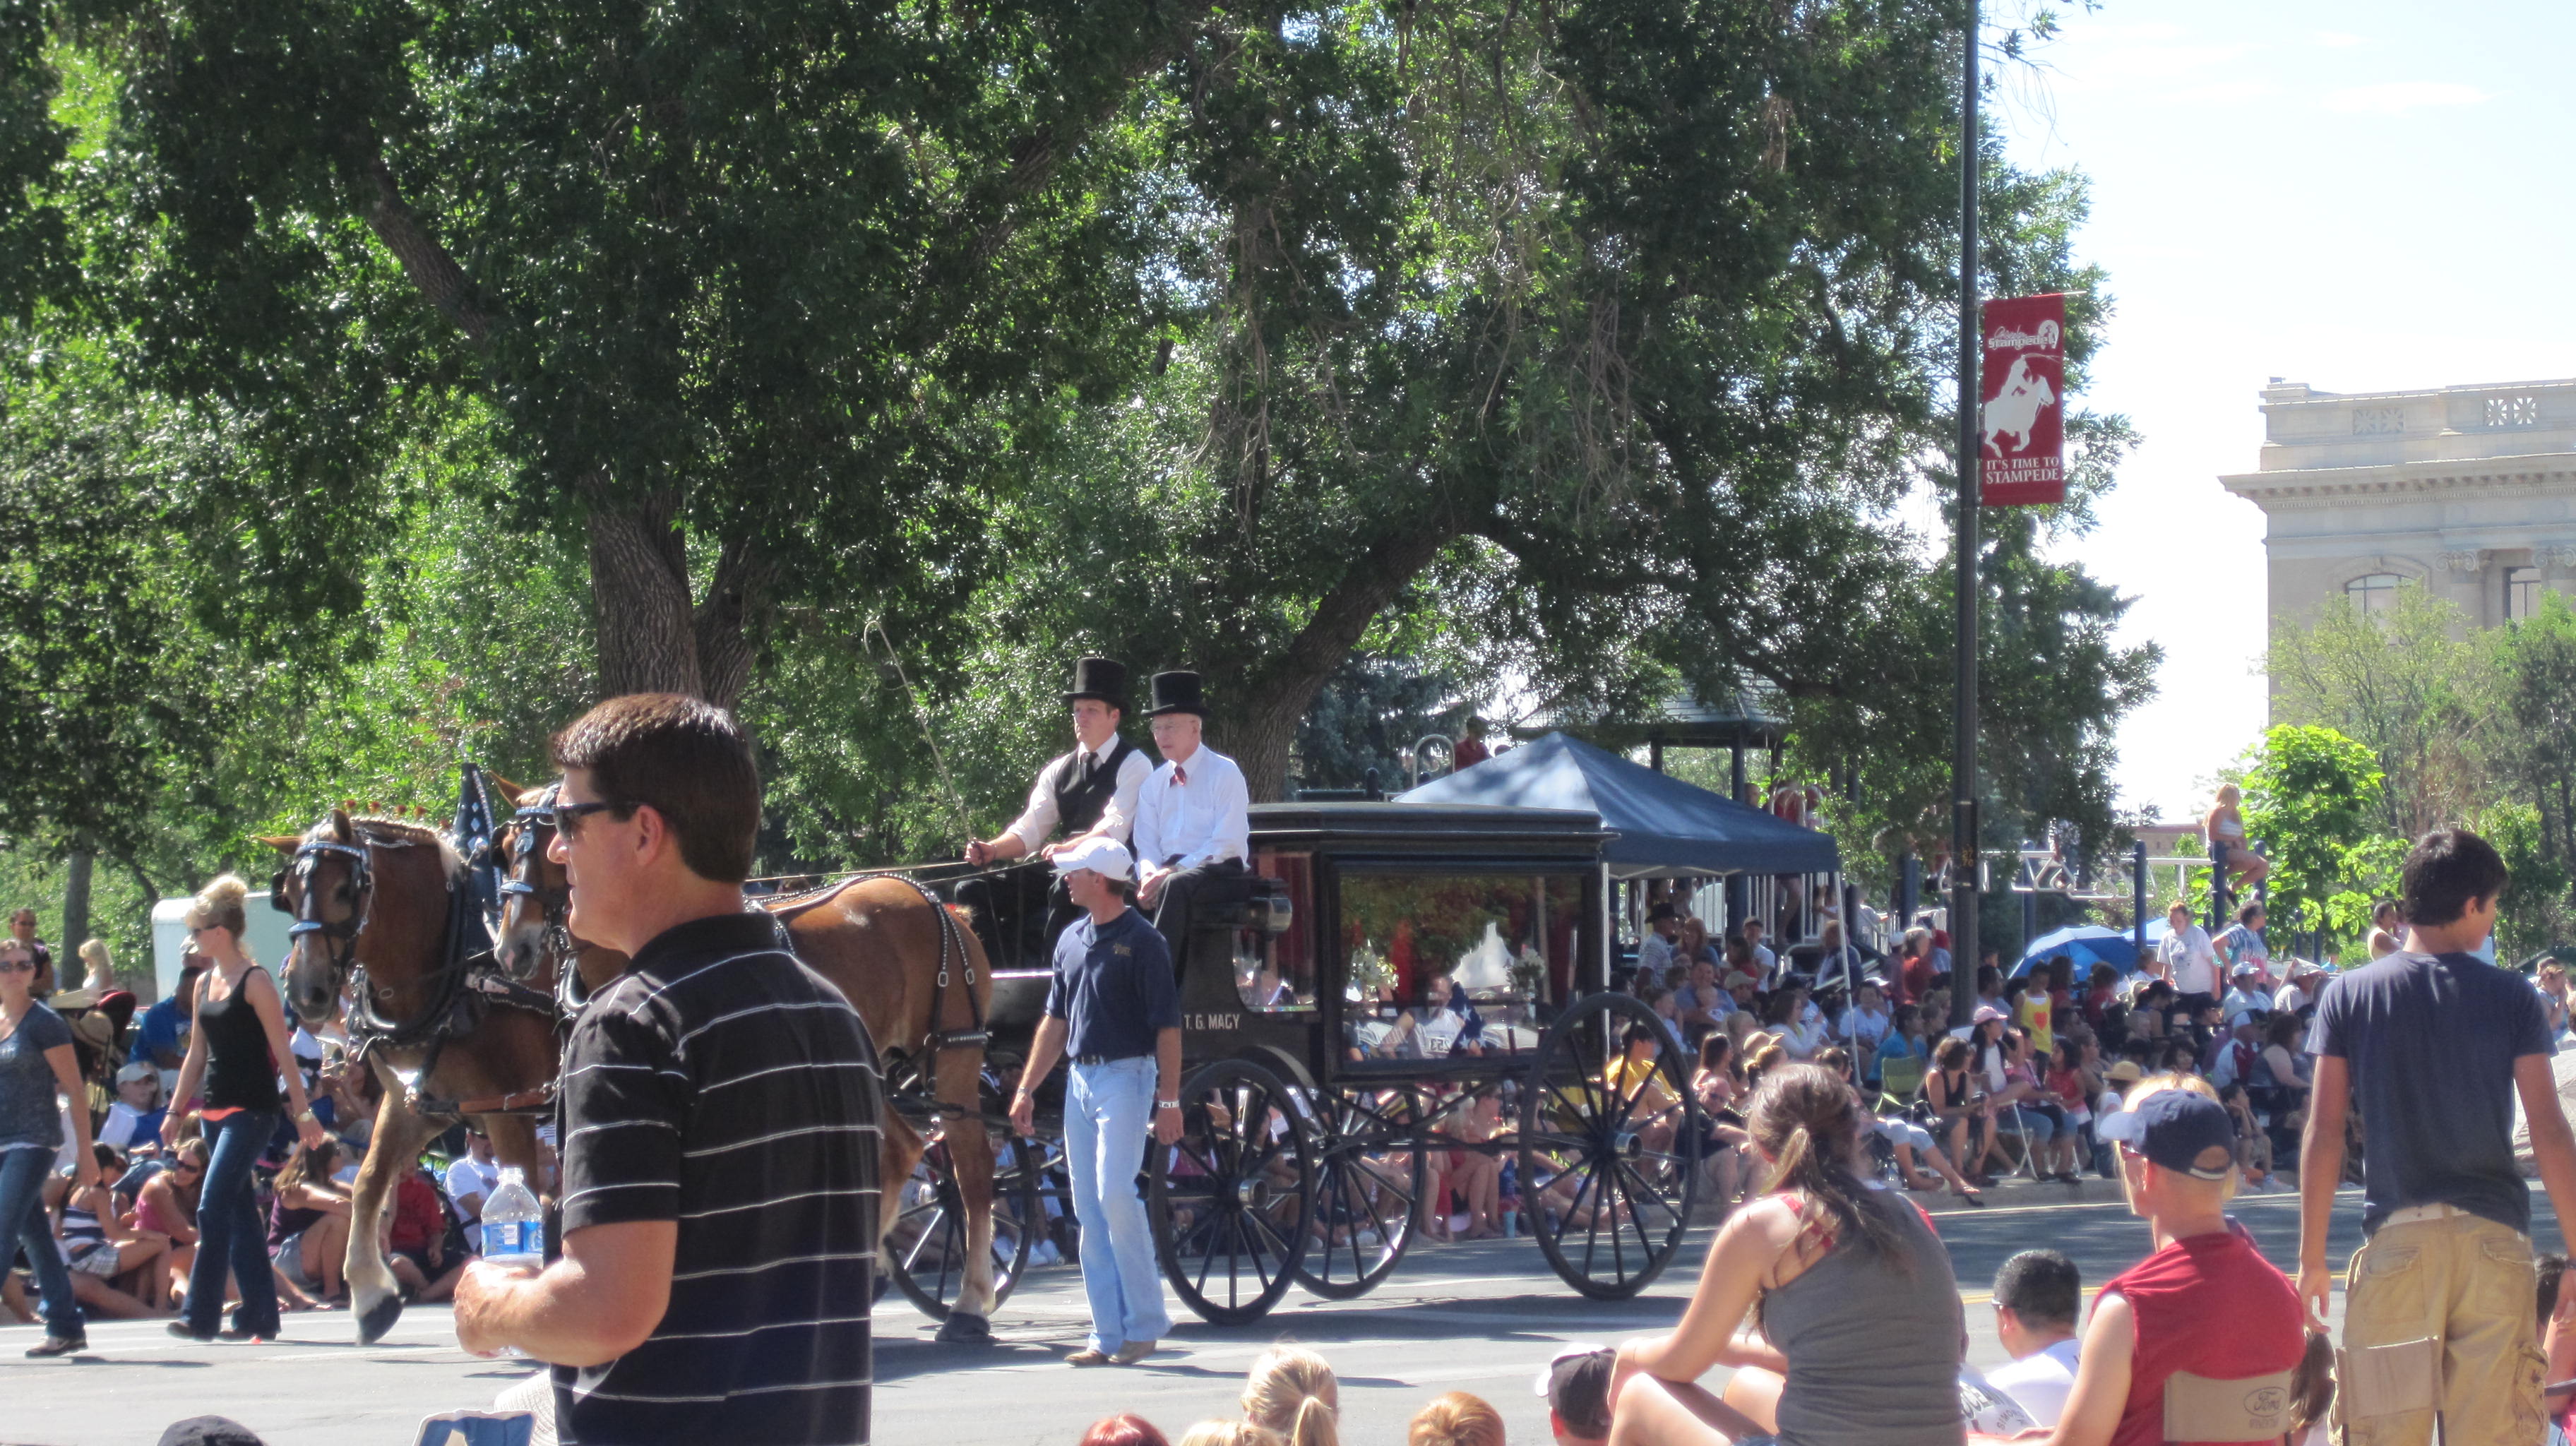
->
xmin=2017 ymin=993 xmax=2053 ymax=1058
xmin=1603 ymin=1055 xmax=1679 ymax=1116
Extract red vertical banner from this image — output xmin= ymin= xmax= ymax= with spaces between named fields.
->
xmin=1979 ymin=292 xmax=2068 ymax=506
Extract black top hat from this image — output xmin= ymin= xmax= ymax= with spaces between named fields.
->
xmin=1144 ymin=670 xmax=1210 ymax=718
xmin=1063 ymin=657 xmax=1130 ymax=708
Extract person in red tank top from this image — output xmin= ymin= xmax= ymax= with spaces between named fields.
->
xmin=1974 ymin=1077 xmax=2308 ymax=1446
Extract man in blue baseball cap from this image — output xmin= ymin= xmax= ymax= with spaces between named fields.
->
xmin=2003 ymin=1080 xmax=2306 ymax=1446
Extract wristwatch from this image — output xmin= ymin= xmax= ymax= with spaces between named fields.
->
xmin=1156 ymin=1099 xmax=1181 ymax=1111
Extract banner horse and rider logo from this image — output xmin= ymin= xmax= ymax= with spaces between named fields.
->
xmin=1979 ymin=292 xmax=2067 ymax=507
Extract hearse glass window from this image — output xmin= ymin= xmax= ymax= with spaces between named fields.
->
xmin=1234 ymin=851 xmax=1318 ymax=1012
xmin=1339 ymin=871 xmax=1585 ymax=1062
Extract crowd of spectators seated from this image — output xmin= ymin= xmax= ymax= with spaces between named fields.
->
xmin=4 ymin=933 xmax=518 ymax=1336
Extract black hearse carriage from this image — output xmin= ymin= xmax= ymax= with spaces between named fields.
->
xmin=893 ymin=801 xmax=1706 ymax=1329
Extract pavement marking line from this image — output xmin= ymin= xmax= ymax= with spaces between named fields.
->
xmin=1928 ymin=1186 xmax=2351 ymax=1221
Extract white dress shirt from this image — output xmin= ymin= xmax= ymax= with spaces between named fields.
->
xmin=1130 ymin=743 xmax=1250 ymax=872
xmin=1003 ymin=741 xmax=1152 ymax=853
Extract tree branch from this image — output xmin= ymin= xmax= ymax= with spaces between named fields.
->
xmin=357 ymin=153 xmax=494 ymax=345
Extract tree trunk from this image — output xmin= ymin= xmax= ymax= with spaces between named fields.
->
xmin=693 ymin=537 xmax=773 ymax=714
xmin=583 ymin=488 xmax=704 ymax=700
xmin=1218 ymin=528 xmax=1457 ymax=801
xmin=61 ymin=847 xmax=93 ymax=981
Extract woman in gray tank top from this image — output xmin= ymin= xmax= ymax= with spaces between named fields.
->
xmin=1609 ymin=1062 xmax=1966 ymax=1445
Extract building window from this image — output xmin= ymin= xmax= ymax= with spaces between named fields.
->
xmin=2346 ymin=573 xmax=2401 ymax=615
xmin=2506 ymin=565 xmax=2541 ymax=621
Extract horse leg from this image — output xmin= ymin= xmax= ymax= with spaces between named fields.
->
xmin=350 ymin=1078 xmax=441 ymax=1344
xmin=934 ymin=1049 xmax=1001 ymax=1344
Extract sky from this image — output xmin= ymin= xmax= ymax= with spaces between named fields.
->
xmin=1996 ymin=0 xmax=2576 ymax=820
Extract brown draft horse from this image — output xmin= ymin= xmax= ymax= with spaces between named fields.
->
xmin=269 ymin=789 xmax=998 ymax=1347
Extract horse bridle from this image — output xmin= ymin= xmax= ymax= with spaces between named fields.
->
xmin=273 ymin=837 xmax=376 ymax=990
xmin=498 ymin=784 xmax=577 ymax=990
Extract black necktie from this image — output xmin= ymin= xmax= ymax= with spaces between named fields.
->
xmin=1078 ymin=750 xmax=1100 ymax=788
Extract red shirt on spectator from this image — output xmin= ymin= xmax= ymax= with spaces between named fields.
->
xmin=2084 ymin=981 xmax=2115 ymax=1027
xmin=2100 ymin=1228 xmax=2304 ymax=1446
xmin=389 ymin=1171 xmax=444 ymax=1255
xmin=1453 ymin=736 xmax=1491 ymax=769
xmin=1902 ymin=952 xmax=1934 ymax=1007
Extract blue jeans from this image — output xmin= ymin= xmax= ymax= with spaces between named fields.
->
xmin=1066 ymin=1057 xmax=1169 ymax=1354
xmin=186 ymin=1109 xmax=281 ymax=1337
xmin=0 ymin=1145 xmax=81 ymax=1339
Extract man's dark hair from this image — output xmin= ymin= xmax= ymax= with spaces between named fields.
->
xmin=1993 ymin=1248 xmax=2080 ymax=1330
xmin=2400 ymin=827 xmax=2509 ymax=928
xmin=551 ymin=693 xmax=761 ymax=883
xmin=2236 ymin=900 xmax=2265 ymax=926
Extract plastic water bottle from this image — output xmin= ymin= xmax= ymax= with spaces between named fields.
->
xmin=483 ymin=1166 xmax=546 ymax=1268
xmin=482 ymin=1166 xmax=545 ymax=1359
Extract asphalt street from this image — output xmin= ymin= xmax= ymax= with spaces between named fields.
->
xmin=0 ymin=1185 xmax=2559 ymax=1446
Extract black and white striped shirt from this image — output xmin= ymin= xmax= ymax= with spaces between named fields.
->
xmin=552 ymin=912 xmax=883 ymax=1446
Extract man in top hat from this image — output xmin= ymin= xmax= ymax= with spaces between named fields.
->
xmin=964 ymin=657 xmax=1155 ymax=942
xmin=1129 ymin=671 xmax=1251 ymax=964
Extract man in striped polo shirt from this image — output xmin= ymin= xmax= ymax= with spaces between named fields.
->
xmin=455 ymin=693 xmax=883 ymax=1445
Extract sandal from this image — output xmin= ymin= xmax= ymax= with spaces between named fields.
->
xmin=1949 ymin=1188 xmax=1986 ymax=1207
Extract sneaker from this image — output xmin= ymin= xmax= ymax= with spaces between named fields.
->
xmin=25 ymin=1334 xmax=85 ymax=1358
xmin=1066 ymin=1349 xmax=1114 ymax=1367
xmin=1111 ymin=1339 xmax=1159 ymax=1365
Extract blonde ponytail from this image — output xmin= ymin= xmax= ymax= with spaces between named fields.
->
xmin=1286 ymin=1397 xmax=1337 ymax=1446
xmin=1243 ymin=1344 xmax=1339 ymax=1446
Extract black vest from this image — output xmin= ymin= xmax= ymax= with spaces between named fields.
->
xmin=1051 ymin=736 xmax=1141 ymax=838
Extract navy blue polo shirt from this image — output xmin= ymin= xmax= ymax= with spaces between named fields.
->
xmin=1044 ymin=907 xmax=1181 ymax=1060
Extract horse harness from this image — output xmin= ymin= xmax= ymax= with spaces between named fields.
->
xmin=278 ymin=825 xmax=560 ymax=1120
xmin=495 ymin=790 xmax=994 ymax=1111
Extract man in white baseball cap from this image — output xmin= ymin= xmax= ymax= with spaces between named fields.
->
xmin=1008 ymin=836 xmax=1183 ymax=1366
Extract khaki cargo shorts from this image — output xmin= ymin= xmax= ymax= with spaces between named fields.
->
xmin=2333 ymin=1205 xmax=2548 ymax=1446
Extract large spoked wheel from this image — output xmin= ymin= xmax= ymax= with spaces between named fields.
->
xmin=1519 ymin=991 xmax=1703 ymax=1300
xmin=1150 ymin=1058 xmax=1314 ymax=1325
xmin=886 ymin=1121 xmax=1043 ymax=1325
xmin=1294 ymin=1085 xmax=1424 ymax=1300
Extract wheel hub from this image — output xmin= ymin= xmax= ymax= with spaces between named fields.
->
xmin=1610 ymin=1129 xmax=1640 ymax=1157
xmin=1234 ymin=1178 xmax=1262 ymax=1207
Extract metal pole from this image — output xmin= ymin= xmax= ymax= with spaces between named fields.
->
xmin=1948 ymin=0 xmax=1981 ymax=1030
xmin=2132 ymin=839 xmax=2149 ymax=956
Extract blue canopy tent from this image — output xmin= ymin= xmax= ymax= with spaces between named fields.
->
xmin=1395 ymin=731 xmax=1839 ymax=878
xmin=2011 ymin=924 xmax=2143 ymax=981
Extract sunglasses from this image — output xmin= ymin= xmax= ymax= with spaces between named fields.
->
xmin=543 ymin=797 xmax=635 ymax=839
xmin=174 ymin=1163 xmax=203 ymax=1178
xmin=0 ymin=957 xmax=32 ymax=973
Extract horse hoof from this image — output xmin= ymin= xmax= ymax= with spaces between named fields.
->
xmin=936 ymin=1312 xmax=994 ymax=1345
xmin=356 ymin=1294 xmax=405 ymax=1345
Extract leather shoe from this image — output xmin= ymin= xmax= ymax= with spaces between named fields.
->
xmin=1111 ymin=1339 xmax=1158 ymax=1365
xmin=25 ymin=1334 xmax=85 ymax=1358
xmin=1066 ymin=1349 xmax=1114 ymax=1366
xmin=167 ymin=1321 xmax=215 ymax=1342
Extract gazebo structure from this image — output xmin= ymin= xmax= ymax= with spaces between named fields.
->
xmin=1509 ymin=685 xmax=1789 ymax=804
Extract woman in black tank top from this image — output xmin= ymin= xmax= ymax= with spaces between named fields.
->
xmin=162 ymin=875 xmax=327 ymax=1342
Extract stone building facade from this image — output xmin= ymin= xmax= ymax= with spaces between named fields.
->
xmin=2220 ymin=376 xmax=2576 ymax=630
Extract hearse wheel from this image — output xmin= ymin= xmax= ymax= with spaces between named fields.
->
xmin=1294 ymin=1084 xmax=1426 ymax=1301
xmin=1149 ymin=1057 xmax=1314 ymax=1325
xmin=886 ymin=1121 xmax=1044 ymax=1328
xmin=1518 ymin=991 xmax=1702 ymax=1300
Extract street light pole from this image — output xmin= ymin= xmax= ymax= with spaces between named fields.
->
xmin=1950 ymin=0 xmax=1981 ymax=1029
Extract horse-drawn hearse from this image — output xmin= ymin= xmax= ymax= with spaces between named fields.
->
xmin=263 ymin=772 xmax=1704 ymax=1344
xmin=910 ymin=800 xmax=1707 ymax=1327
